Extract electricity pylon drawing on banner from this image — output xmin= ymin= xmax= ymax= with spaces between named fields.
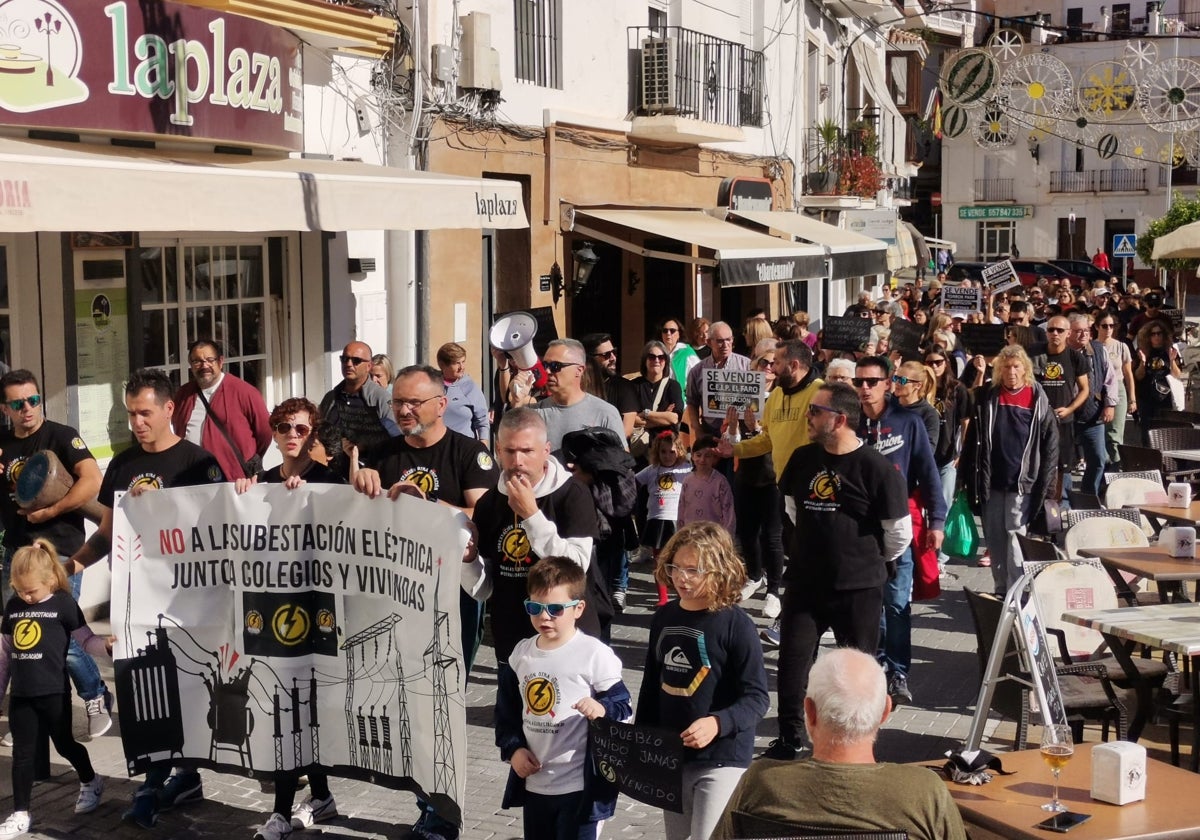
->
xmin=341 ymin=614 xmax=408 ymax=774
xmin=424 ymin=579 xmax=458 ymax=795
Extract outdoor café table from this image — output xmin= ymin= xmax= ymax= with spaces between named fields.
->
xmin=1077 ymin=544 xmax=1200 ymax=604
xmin=1062 ymin=603 xmax=1200 ymax=770
xmin=931 ymin=744 xmax=1200 ymax=839
xmin=1136 ymin=502 xmax=1200 ymax=536
xmin=1162 ymin=449 xmax=1200 ymax=464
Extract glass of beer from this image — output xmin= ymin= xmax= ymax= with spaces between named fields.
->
xmin=1040 ymin=724 xmax=1074 ymax=812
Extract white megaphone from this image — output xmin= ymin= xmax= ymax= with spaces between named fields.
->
xmin=490 ymin=311 xmax=547 ymax=388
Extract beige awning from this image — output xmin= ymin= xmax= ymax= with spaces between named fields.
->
xmin=724 ymin=209 xmax=888 ymax=279
xmin=568 ymin=207 xmax=827 ymax=287
xmin=0 ymin=136 xmax=527 ymax=233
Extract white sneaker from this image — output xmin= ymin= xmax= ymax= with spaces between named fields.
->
xmin=739 ymin=576 xmax=765 ymax=602
xmin=85 ymin=691 xmax=113 ymax=739
xmin=75 ymin=776 xmax=104 ymax=814
xmin=254 ymin=813 xmax=293 ymax=840
xmin=0 ymin=812 xmax=30 ymax=839
xmin=763 ymin=593 xmax=782 ymax=619
xmin=0 ymin=732 xmax=11 ymax=748
xmin=291 ymin=794 xmax=337 ymax=829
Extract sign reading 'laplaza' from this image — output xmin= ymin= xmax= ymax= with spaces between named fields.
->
xmin=0 ymin=0 xmax=303 ymax=151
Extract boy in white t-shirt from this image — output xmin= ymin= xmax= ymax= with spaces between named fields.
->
xmin=496 ymin=557 xmax=632 ymax=840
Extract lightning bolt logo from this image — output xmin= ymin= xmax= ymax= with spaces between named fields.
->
xmin=271 ymin=604 xmax=310 ymax=646
xmin=12 ymin=619 xmax=41 ymax=651
xmin=524 ymin=676 xmax=557 ymax=716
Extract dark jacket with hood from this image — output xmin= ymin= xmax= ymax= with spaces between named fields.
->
xmin=857 ymin=395 xmax=948 ymax=529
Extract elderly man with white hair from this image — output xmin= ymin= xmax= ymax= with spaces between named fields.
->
xmin=711 ymin=648 xmax=967 ymax=840
xmin=824 ymin=358 xmax=855 ymax=386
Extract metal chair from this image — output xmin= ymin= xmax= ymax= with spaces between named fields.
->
xmin=1067 ymin=490 xmax=1102 ymax=510
xmin=1146 ymin=427 xmax=1200 ymax=483
xmin=1015 ymin=533 xmax=1062 ymax=565
xmin=1103 ymin=468 xmax=1164 ymax=487
xmin=964 ymin=588 xmax=1131 ymax=748
xmin=729 ymin=811 xmax=908 ymax=840
xmin=1117 ymin=445 xmax=1166 ymax=475
xmin=1157 ymin=409 xmax=1200 ymax=427
xmin=1101 ymin=477 xmax=1164 ymax=536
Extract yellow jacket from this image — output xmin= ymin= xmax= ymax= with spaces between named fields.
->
xmin=733 ymin=375 xmax=824 ymax=482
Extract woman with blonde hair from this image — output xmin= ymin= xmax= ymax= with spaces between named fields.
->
xmin=891 ymin=361 xmax=939 ymax=452
xmin=962 ymin=344 xmax=1058 ymax=593
xmin=792 ymin=311 xmax=817 ymax=349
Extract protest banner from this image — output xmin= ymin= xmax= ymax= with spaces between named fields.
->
xmin=982 ymin=260 xmax=1021 ymax=295
xmin=821 ymin=315 xmax=872 ymax=353
xmin=589 ymin=719 xmax=684 ymax=813
xmin=701 ymin=367 xmax=766 ymax=421
xmin=941 ymin=286 xmax=982 ymax=314
xmin=960 ymin=323 xmax=1008 ymax=356
xmin=889 ymin=319 xmax=925 ymax=355
xmin=110 ymin=484 xmax=469 ymax=824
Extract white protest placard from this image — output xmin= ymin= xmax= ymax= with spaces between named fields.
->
xmin=941 ymin=285 xmax=982 ymax=314
xmin=701 ymin=367 xmax=767 ymax=421
xmin=982 ymin=259 xmax=1021 ymax=295
xmin=110 ymin=484 xmax=469 ymax=823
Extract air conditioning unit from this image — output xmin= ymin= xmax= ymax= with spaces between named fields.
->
xmin=640 ymin=37 xmax=678 ymax=112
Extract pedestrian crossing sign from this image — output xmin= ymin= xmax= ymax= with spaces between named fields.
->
xmin=1113 ymin=234 xmax=1137 ymax=257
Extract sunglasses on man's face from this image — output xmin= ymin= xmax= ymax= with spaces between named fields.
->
xmin=851 ymin=377 xmax=887 ymax=388
xmin=1046 ymin=327 xmax=1067 ymax=334
xmin=340 ymin=354 xmax=369 ymax=366
xmin=6 ymin=395 xmax=41 ymax=411
xmin=523 ymin=599 xmax=582 ymax=618
xmin=274 ymin=422 xmax=312 ymax=437
xmin=544 ymin=360 xmax=583 ymax=374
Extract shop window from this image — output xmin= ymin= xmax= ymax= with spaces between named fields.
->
xmin=514 ymin=0 xmax=562 ymax=88
xmin=977 ymin=221 xmax=1016 ymax=261
xmin=139 ymin=242 xmax=270 ymax=392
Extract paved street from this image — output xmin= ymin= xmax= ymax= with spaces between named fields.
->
xmin=0 ymin=555 xmax=1160 ymax=839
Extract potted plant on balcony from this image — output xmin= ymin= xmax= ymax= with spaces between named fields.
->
xmin=806 ymin=118 xmax=841 ymax=195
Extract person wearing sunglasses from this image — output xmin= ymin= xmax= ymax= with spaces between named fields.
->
xmin=497 ymin=557 xmax=631 ymax=840
xmin=765 ymin=383 xmax=910 ymax=761
xmin=854 ymin=356 xmax=946 ymax=709
xmin=630 ymin=341 xmax=683 ymax=456
xmin=1031 ymin=315 xmax=1091 ymax=493
xmin=685 ymin=322 xmax=751 ymax=476
xmin=581 ymin=333 xmax=640 ymax=442
xmin=658 ymin=317 xmax=699 ymax=409
xmin=234 ymin=397 xmax=343 ymax=840
xmin=531 ymin=339 xmax=625 ymax=453
xmin=1134 ymin=319 xmax=1183 ymax=439
xmin=1092 ymin=311 xmax=1135 ymax=466
xmin=923 ymin=352 xmax=971 ymax=574
xmin=0 ymin=369 xmax=113 ymax=742
xmin=171 ymin=339 xmax=272 ymax=482
xmin=1066 ymin=312 xmax=1117 ymax=497
xmin=318 ymin=341 xmax=400 ymax=476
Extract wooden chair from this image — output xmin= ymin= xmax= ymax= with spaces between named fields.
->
xmin=1117 ymin=444 xmax=1166 ymax=474
xmin=964 ymin=589 xmax=1131 ymax=748
xmin=729 ymin=811 xmax=908 ymax=840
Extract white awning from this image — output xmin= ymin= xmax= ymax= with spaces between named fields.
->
xmin=568 ymin=207 xmax=827 ymax=287
xmin=890 ymin=221 xmax=918 ymax=271
xmin=925 ymin=236 xmax=958 ymax=255
xmin=724 ymin=209 xmax=888 ymax=279
xmin=0 ymin=136 xmax=527 ymax=233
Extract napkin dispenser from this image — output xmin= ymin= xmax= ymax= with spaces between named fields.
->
xmin=1091 ymin=741 xmax=1146 ymax=805
xmin=1161 ymin=526 xmax=1197 ymax=559
xmin=1168 ymin=482 xmax=1193 ymax=508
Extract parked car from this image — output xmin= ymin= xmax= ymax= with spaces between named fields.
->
xmin=1011 ymin=259 xmax=1085 ymax=288
xmin=1048 ymin=259 xmax=1113 ymax=284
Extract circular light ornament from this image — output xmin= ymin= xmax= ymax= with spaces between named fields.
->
xmin=1001 ymin=53 xmax=1074 ymax=119
xmin=1140 ymin=58 xmax=1200 ymax=133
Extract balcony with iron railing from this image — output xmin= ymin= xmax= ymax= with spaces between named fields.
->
xmin=629 ymin=26 xmax=765 ymax=135
xmin=973 ymin=178 xmax=1013 ymax=201
xmin=1050 ymin=170 xmax=1148 ymax=192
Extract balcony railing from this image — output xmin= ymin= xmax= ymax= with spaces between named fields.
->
xmin=1160 ymin=166 xmax=1200 ymax=187
xmin=1050 ymin=169 xmax=1148 ymax=192
xmin=629 ymin=26 xmax=765 ymax=128
xmin=974 ymin=178 xmax=1013 ymax=201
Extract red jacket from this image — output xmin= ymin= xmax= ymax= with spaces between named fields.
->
xmin=172 ymin=374 xmax=272 ymax=479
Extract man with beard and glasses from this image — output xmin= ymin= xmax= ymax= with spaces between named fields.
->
xmin=764 ymin=383 xmax=909 ymax=761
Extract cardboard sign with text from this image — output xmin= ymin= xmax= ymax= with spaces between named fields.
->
xmin=589 ymin=719 xmax=684 ymax=813
xmin=701 ymin=368 xmax=766 ymax=421
xmin=889 ymin=319 xmax=926 ymax=355
xmin=821 ymin=315 xmax=872 ymax=353
xmin=960 ymin=324 xmax=1008 ymax=357
xmin=941 ymin=286 xmax=982 ymax=315
xmin=982 ymin=260 xmax=1021 ymax=295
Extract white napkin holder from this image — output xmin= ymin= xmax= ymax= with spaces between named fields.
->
xmin=1161 ymin=526 xmax=1197 ymax=559
xmin=1168 ymin=482 xmax=1193 ymax=508
xmin=1091 ymin=741 xmax=1146 ymax=805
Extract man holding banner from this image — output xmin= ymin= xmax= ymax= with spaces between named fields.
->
xmin=65 ymin=368 xmax=225 ymax=828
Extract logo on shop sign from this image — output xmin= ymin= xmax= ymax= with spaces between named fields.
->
xmin=0 ymin=0 xmax=89 ymax=112
xmin=755 ymin=261 xmax=795 ymax=283
xmin=475 ymin=192 xmax=519 ymax=221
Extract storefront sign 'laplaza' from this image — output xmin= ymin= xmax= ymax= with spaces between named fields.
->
xmin=0 ymin=0 xmax=303 ymax=151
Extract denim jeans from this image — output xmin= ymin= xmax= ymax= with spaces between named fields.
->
xmin=67 ymin=571 xmax=106 ymax=702
xmin=1105 ymin=386 xmax=1128 ymax=465
xmin=1075 ymin=422 xmax=1107 ymax=498
xmin=878 ymin=545 xmax=913 ymax=678
xmin=936 ymin=462 xmax=958 ymax=567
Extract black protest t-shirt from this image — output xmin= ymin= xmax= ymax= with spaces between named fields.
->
xmin=779 ymin=442 xmax=909 ymax=590
xmin=361 ymin=430 xmax=495 ymax=507
xmin=0 ymin=421 xmax=95 ymax=555
xmin=473 ymin=478 xmax=598 ymax=662
xmin=99 ymin=439 xmax=225 ymax=507
xmin=1035 ymin=348 xmax=1087 ymax=412
xmin=1 ymin=590 xmax=83 ymax=696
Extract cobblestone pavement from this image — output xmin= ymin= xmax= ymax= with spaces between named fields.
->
xmin=0 ymin=557 xmax=1066 ymax=839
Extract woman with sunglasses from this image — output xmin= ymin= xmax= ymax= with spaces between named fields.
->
xmin=1093 ymin=311 xmax=1135 ymax=466
xmin=631 ymin=341 xmax=683 ymax=448
xmin=658 ymin=317 xmax=699 ymax=406
xmin=924 ymin=351 xmax=971 ymax=569
xmin=236 ymin=397 xmax=343 ymax=840
xmin=1134 ymin=320 xmax=1182 ymax=439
